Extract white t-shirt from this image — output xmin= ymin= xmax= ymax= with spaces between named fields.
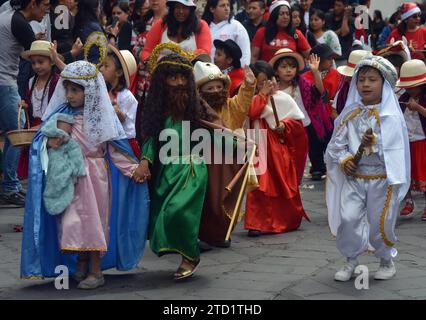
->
xmin=116 ymin=89 xmax=138 ymax=139
xmin=209 ymin=19 xmax=251 ymax=67
xmin=283 ymin=85 xmax=311 ymax=127
xmin=161 ymin=28 xmax=197 ymax=52
xmin=404 ymin=104 xmax=426 ymax=142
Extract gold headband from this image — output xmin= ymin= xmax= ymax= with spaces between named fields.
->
xmin=84 ymin=32 xmax=108 ymax=69
xmin=148 ymin=42 xmax=196 ymax=73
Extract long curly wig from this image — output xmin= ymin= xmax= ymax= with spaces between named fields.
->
xmin=140 ymin=53 xmax=209 ymax=142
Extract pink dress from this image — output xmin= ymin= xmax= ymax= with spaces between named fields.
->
xmin=57 ymin=116 xmax=138 ymax=252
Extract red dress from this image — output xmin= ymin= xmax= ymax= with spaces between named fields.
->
xmin=245 ymin=95 xmax=309 ymax=234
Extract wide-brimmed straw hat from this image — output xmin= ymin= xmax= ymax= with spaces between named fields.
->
xmin=21 ymin=40 xmax=58 ymax=61
xmin=268 ymin=48 xmax=305 ymax=71
xmin=337 ymin=50 xmax=369 ymax=77
xmin=396 ymin=59 xmax=426 ymax=88
xmin=108 ymin=44 xmax=137 ymax=87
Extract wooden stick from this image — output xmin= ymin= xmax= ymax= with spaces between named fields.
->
xmin=353 ymin=128 xmax=373 ymax=165
xmin=270 ymin=96 xmax=284 ymax=144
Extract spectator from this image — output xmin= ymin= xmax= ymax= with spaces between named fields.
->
xmin=202 ymin=0 xmax=251 ymax=67
xmin=142 ymin=0 xmax=212 ymax=61
xmin=371 ymin=10 xmax=386 ymax=50
xmin=108 ymin=1 xmax=134 ymax=51
xmin=309 ymin=9 xmax=342 ymax=57
xmin=251 ymin=0 xmax=311 ymax=63
xmin=291 ymin=3 xmax=307 ymax=36
xmin=377 ymin=10 xmax=399 ymax=49
xmin=242 ymin=0 xmax=266 ymax=41
xmin=326 ymin=0 xmax=355 ymax=67
xmin=300 ymin=0 xmax=314 ymax=27
xmin=0 ymin=0 xmax=49 ymax=206
xmin=235 ymin=0 xmax=249 ymax=23
xmin=387 ymin=2 xmax=426 ymax=61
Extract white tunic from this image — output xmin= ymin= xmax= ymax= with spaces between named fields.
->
xmin=116 ymin=89 xmax=138 ymax=139
xmin=404 ymin=106 xmax=426 ymax=142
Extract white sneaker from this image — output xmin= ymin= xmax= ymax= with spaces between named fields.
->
xmin=374 ymin=260 xmax=396 ymax=280
xmin=334 ymin=263 xmax=357 ymax=282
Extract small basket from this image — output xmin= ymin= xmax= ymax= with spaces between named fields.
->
xmin=7 ymin=104 xmax=38 ymax=147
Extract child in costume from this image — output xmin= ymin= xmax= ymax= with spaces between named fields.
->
xmin=269 ymin=48 xmax=332 ymax=181
xmin=21 ymin=61 xmax=150 ymax=289
xmin=244 ymin=52 xmax=310 ymax=237
xmin=101 ymin=45 xmax=140 ymax=157
xmin=41 ymin=113 xmax=86 ymax=215
xmin=326 ymin=55 xmax=410 ymax=281
xmin=396 ymin=59 xmax=426 ymax=220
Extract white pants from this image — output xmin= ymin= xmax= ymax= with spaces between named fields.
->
xmin=336 ymin=176 xmax=399 ymax=261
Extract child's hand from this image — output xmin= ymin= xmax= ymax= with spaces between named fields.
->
xmin=244 ymin=65 xmax=256 ymax=85
xmin=273 ymin=122 xmax=285 ymax=134
xmin=343 ymin=159 xmax=358 ymax=176
xmin=70 ymin=38 xmax=83 ymax=58
xmin=132 ymin=160 xmax=151 ymax=183
xmin=260 ymin=79 xmax=276 ymax=97
xmin=47 ymin=136 xmax=66 ymax=149
xmin=308 ymin=54 xmax=320 ymax=73
xmin=362 ymin=132 xmax=375 ymax=148
xmin=18 ymin=100 xmax=28 ymax=109
xmin=407 ymin=98 xmax=420 ymax=112
xmin=50 ymin=41 xmax=60 ymax=63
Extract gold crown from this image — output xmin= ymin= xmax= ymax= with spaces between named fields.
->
xmin=84 ymin=32 xmax=108 ymax=69
xmin=148 ymin=42 xmax=197 ymax=73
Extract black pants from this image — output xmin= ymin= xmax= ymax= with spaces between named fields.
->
xmin=305 ymin=124 xmax=332 ymax=174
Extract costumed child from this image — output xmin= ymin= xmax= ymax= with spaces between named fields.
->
xmin=101 ymin=45 xmax=140 ymax=158
xmin=244 ymin=56 xmax=310 ymax=237
xmin=270 ymin=48 xmax=332 ymax=181
xmin=396 ymin=59 xmax=426 ymax=220
xmin=325 ymin=55 xmax=410 ymax=281
xmin=333 ymin=50 xmax=370 ymax=116
xmin=17 ymin=40 xmax=61 ymax=179
xmin=21 ymin=61 xmax=150 ymax=290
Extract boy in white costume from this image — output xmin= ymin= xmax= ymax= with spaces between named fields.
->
xmin=325 ymin=55 xmax=410 ymax=281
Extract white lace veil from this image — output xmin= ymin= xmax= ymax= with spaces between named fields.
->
xmin=43 ymin=61 xmax=126 ymax=145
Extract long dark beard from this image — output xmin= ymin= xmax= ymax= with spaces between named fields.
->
xmin=201 ymin=90 xmax=228 ymax=111
xmin=166 ymin=85 xmax=190 ymax=120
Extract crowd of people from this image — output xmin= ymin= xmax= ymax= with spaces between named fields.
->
xmin=0 ymin=0 xmax=425 ymax=289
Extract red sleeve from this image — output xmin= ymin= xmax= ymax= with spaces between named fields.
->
xmin=248 ymin=94 xmax=267 ymax=119
xmin=141 ymin=19 xmax=165 ymax=62
xmin=386 ymin=28 xmax=400 ymax=44
xmin=295 ymin=30 xmax=311 ymax=53
xmin=194 ymin=20 xmax=212 ymax=55
xmin=252 ymin=27 xmax=265 ymax=49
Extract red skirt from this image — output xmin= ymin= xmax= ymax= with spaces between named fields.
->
xmin=410 ymin=139 xmax=426 ymax=192
xmin=128 ymin=138 xmax=141 ymax=159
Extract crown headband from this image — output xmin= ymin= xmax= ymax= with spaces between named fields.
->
xmin=148 ymin=42 xmax=196 ymax=73
xmin=84 ymin=32 xmax=108 ymax=69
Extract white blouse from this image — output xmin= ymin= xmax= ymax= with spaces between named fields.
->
xmin=116 ymin=89 xmax=138 ymax=139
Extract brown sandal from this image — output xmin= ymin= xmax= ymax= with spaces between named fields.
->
xmin=174 ymin=258 xmax=200 ymax=280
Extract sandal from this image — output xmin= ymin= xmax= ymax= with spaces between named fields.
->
xmin=77 ymin=273 xmax=105 ymax=290
xmin=174 ymin=258 xmax=200 ymax=281
xmin=400 ymin=199 xmax=414 ymax=217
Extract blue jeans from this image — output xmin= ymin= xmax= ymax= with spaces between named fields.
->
xmin=0 ymin=85 xmax=24 ymax=193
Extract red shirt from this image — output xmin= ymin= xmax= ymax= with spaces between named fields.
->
xmin=252 ymin=27 xmax=311 ymax=62
xmin=228 ymin=67 xmax=245 ymax=97
xmin=386 ymin=27 xmax=426 ymax=60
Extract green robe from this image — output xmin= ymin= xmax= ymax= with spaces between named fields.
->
xmin=142 ymin=117 xmax=208 ymax=261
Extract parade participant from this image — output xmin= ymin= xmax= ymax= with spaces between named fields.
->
xmin=326 ymin=55 xmax=410 ymax=281
xmin=334 ymin=50 xmax=370 ymax=115
xmin=396 ymin=59 xmax=426 ymax=220
xmin=213 ymin=39 xmax=244 ymax=96
xmin=195 ymin=61 xmax=256 ymax=131
xmin=270 ymin=48 xmax=332 ymax=181
xmin=101 ymin=45 xmax=140 ymax=157
xmin=193 ymin=60 xmax=256 ymax=248
xmin=386 ymin=2 xmax=426 ymax=61
xmin=21 ymin=61 xmax=150 ymax=289
xmin=244 ymin=65 xmax=310 ymax=237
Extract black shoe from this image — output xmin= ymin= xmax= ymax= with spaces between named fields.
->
xmin=311 ymin=172 xmax=324 ymax=181
xmin=1 ymin=193 xmax=25 ymax=207
xmin=213 ymin=240 xmax=231 ymax=248
xmin=198 ymin=240 xmax=213 ymax=253
xmin=248 ymin=230 xmax=261 ymax=237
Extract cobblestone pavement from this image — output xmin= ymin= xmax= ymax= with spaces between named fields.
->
xmin=0 ymin=178 xmax=425 ymax=300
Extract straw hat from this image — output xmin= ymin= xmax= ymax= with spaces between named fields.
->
xmin=396 ymin=59 xmax=426 ymax=88
xmin=21 ymin=40 xmax=56 ymax=61
xmin=268 ymin=48 xmax=305 ymax=71
xmin=193 ymin=61 xmax=230 ymax=89
xmin=108 ymin=44 xmax=137 ymax=87
xmin=337 ymin=50 xmax=369 ymax=77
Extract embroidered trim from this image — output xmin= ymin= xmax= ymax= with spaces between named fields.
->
xmin=368 ymin=107 xmax=381 ymax=127
xmin=380 ymin=185 xmax=395 ymax=247
xmin=61 ymin=246 xmax=108 ymax=252
xmin=83 ymin=31 xmax=108 ymax=68
xmin=158 ymin=247 xmax=199 ymax=262
xmin=349 ymin=173 xmax=387 ymax=180
xmin=337 ymin=108 xmax=362 ymax=131
xmin=21 ymin=276 xmax=45 ymax=280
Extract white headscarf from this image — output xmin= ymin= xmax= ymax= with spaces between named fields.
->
xmin=43 ymin=61 xmax=127 ymax=146
xmin=325 ymin=55 xmax=410 ymax=236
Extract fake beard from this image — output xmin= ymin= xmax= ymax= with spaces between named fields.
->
xmin=166 ymin=85 xmax=190 ymax=119
xmin=201 ymin=90 xmax=228 ymax=111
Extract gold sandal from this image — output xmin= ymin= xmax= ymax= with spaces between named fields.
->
xmin=174 ymin=258 xmax=200 ymax=280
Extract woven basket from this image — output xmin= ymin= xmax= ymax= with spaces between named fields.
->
xmin=7 ymin=104 xmax=38 ymax=147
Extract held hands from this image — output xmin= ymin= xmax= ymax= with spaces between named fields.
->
xmin=132 ymin=160 xmax=151 ymax=184
xmin=244 ymin=65 xmax=256 ymax=85
xmin=308 ymin=54 xmax=321 ymax=73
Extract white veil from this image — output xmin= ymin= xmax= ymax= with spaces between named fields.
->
xmin=43 ymin=61 xmax=127 ymax=146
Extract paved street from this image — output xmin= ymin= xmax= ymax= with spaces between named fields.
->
xmin=0 ymin=177 xmax=425 ymax=300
